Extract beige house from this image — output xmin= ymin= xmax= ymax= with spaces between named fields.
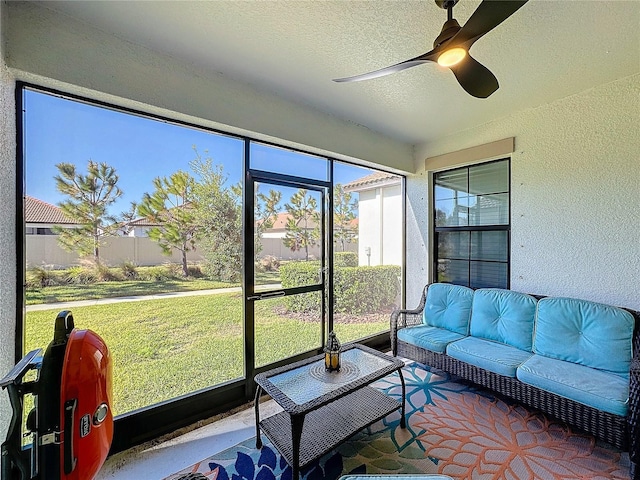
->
xmin=25 ymin=195 xmax=80 ymax=268
xmin=344 ymin=172 xmax=402 ymax=267
xmin=120 ymin=216 xmax=161 ymax=238
xmin=258 ymin=212 xmax=358 ymax=260
xmin=25 ymin=195 xmax=77 ymax=236
xmin=25 ymin=195 xmax=203 ymax=268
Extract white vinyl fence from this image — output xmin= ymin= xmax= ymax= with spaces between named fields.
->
xmin=26 ymin=235 xmax=204 ymax=268
xmin=27 ymin=235 xmax=359 ymax=268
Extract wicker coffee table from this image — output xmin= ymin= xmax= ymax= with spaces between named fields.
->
xmin=254 ymin=344 xmax=406 ymax=480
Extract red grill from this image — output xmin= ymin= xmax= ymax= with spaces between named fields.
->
xmin=1 ymin=311 xmax=113 ymax=480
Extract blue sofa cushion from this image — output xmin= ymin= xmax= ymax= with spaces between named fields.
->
xmin=470 ymin=289 xmax=537 ymax=351
xmin=534 ymin=297 xmax=634 ymax=376
xmin=447 ymin=337 xmax=533 ymax=377
xmin=517 ymin=354 xmax=629 ymax=416
xmin=423 ymin=283 xmax=474 ymax=335
xmin=397 ymin=325 xmax=466 ymax=354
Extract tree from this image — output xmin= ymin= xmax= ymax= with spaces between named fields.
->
xmin=53 ymin=160 xmax=123 ymax=265
xmin=283 ymin=189 xmax=320 ymax=261
xmin=333 ymin=183 xmax=358 ymax=251
xmin=254 ymin=186 xmax=281 ymax=260
xmin=190 ymin=149 xmax=243 ymax=282
xmin=138 ymin=170 xmax=197 ymax=277
xmin=116 ymin=201 xmax=139 ymax=236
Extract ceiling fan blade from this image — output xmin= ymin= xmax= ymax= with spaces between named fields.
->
xmin=449 ymin=54 xmax=499 ymax=98
xmin=333 ymin=50 xmax=438 ymax=83
xmin=452 ymin=0 xmax=528 ymax=47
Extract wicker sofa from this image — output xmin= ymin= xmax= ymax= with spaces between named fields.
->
xmin=390 ymin=283 xmax=640 ymax=478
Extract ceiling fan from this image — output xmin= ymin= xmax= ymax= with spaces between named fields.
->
xmin=333 ymin=0 xmax=528 ymax=98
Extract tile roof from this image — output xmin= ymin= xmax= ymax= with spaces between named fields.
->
xmin=128 ymin=217 xmax=162 ymax=227
xmin=25 ymin=196 xmax=77 ymax=224
xmin=257 ymin=212 xmax=357 ymax=230
xmin=258 ymin=212 xmax=318 ymax=230
xmin=342 ymin=171 xmax=401 ymax=191
xmin=127 ymin=203 xmax=193 ymax=228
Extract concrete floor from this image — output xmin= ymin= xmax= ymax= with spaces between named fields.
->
xmin=95 ymin=399 xmax=283 ymax=480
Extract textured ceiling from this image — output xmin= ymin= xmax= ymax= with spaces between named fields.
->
xmin=38 ymin=1 xmax=640 ymax=146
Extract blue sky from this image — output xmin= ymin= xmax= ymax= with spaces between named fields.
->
xmin=24 ymin=89 xmax=371 ymax=217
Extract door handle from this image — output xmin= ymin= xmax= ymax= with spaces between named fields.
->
xmin=247 ymin=291 xmax=286 ymax=301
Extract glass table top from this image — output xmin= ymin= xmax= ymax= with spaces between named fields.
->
xmin=267 ymin=347 xmax=396 ymax=405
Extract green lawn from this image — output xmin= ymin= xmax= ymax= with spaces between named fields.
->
xmin=26 ymin=278 xmax=237 ymax=305
xmin=25 ymin=268 xmax=282 ymax=305
xmin=26 ymin=272 xmax=280 ymax=305
xmin=26 ymin=292 xmax=387 ymax=416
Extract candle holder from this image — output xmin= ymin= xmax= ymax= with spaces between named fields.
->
xmin=324 ymin=331 xmax=341 ymax=372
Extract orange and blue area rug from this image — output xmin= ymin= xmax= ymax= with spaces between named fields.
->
xmin=165 ymin=362 xmax=630 ymax=480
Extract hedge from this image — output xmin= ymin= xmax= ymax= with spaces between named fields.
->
xmin=334 ymin=252 xmax=358 ymax=267
xmin=280 ymin=261 xmax=401 ymax=314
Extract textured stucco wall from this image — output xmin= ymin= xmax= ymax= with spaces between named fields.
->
xmin=4 ymin=1 xmax=413 ymax=173
xmin=408 ymin=74 xmax=640 ymax=310
xmin=0 ymin=0 xmax=16 ymax=440
xmin=405 ymin=171 xmax=431 ymax=308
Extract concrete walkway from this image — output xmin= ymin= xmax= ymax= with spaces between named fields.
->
xmin=26 ymin=285 xmax=282 ymax=312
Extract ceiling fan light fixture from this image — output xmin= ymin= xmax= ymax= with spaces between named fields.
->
xmin=437 ymin=47 xmax=467 ymax=67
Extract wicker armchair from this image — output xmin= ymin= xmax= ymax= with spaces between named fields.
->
xmin=629 ymin=355 xmax=640 ymax=479
xmin=391 ymin=284 xmax=640 ymax=478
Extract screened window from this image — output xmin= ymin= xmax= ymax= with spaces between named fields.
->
xmin=19 ymin=84 xmax=405 ymax=451
xmin=433 ymin=159 xmax=510 ymax=289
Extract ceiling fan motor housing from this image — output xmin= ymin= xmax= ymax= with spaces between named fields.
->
xmin=435 ymin=0 xmax=459 ymax=9
xmin=434 ymin=18 xmax=462 ymax=48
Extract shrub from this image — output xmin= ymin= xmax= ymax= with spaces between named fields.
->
xmin=280 ymin=261 xmax=321 ymax=286
xmin=93 ymin=263 xmax=122 ymax=282
xmin=280 ymin=261 xmax=322 ymax=312
xmin=260 ymin=255 xmax=280 ymax=272
xmin=65 ymin=266 xmax=97 ymax=285
xmin=203 ymin=260 xmax=241 ymax=283
xmin=27 ymin=265 xmax=60 ymax=288
xmin=187 ymin=264 xmax=204 ymax=278
xmin=120 ymin=261 xmax=139 ymax=279
xmin=334 ymin=252 xmax=357 ymax=267
xmin=64 ymin=263 xmax=123 ymax=284
xmin=333 ymin=265 xmax=400 ymax=314
xmin=137 ymin=265 xmax=175 ymax=282
xmin=280 ymin=261 xmax=401 ymax=314
xmin=163 ymin=263 xmax=184 ymax=278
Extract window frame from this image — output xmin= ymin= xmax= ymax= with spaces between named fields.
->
xmin=432 ymin=158 xmax=511 ymax=289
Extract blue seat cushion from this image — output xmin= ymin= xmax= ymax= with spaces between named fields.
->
xmin=423 ymin=283 xmax=474 ymax=335
xmin=470 ymin=288 xmax=537 ymax=351
xmin=397 ymin=325 xmax=466 ymax=354
xmin=517 ymin=354 xmax=629 ymax=416
xmin=446 ymin=337 xmax=532 ymax=378
xmin=534 ymin=297 xmax=634 ymax=376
